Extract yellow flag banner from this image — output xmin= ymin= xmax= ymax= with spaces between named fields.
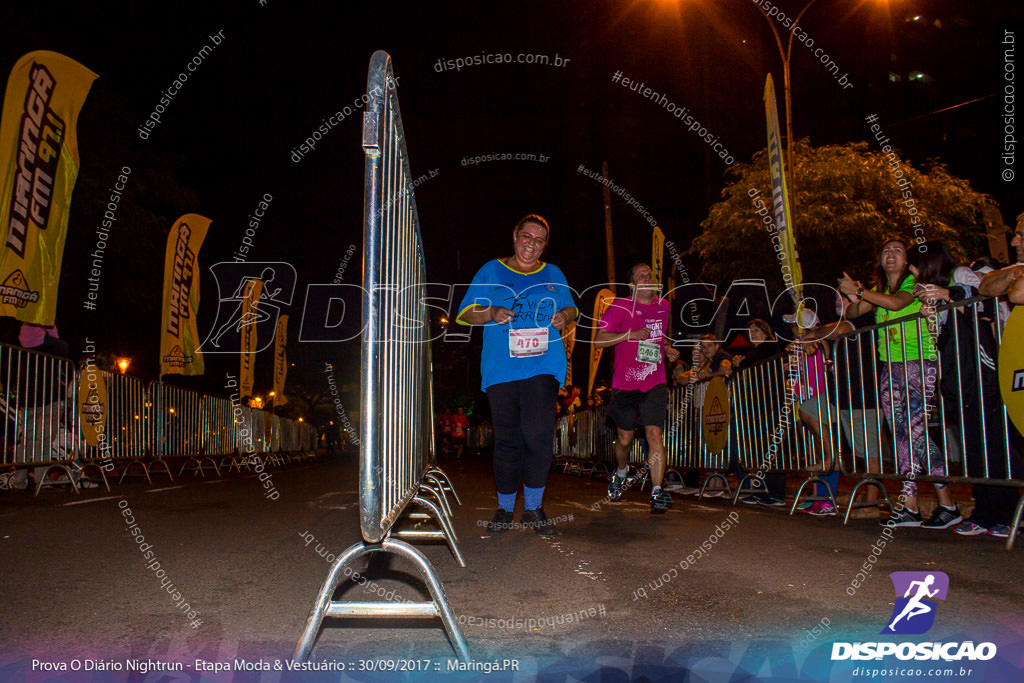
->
xmin=273 ymin=314 xmax=288 ymax=406
xmin=0 ymin=51 xmax=97 ymax=323
xmin=588 ymin=287 xmax=616 ymax=395
xmin=651 ymin=226 xmax=664 ymax=288
xmin=763 ymin=74 xmax=803 ymax=305
xmin=159 ymin=214 xmax=211 ymax=376
xmin=239 ymin=278 xmax=263 ymax=399
xmin=561 ymin=319 xmax=577 ymax=388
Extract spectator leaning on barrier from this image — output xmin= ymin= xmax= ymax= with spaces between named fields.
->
xmin=839 ymin=238 xmax=961 ymax=529
xmin=732 ymin=319 xmax=788 ymax=507
xmin=798 ymin=311 xmax=890 ymax=519
xmin=911 ymin=241 xmax=1024 ymax=538
xmin=979 ymin=214 xmax=1024 ymax=300
xmin=676 ymin=335 xmax=734 ymax=497
xmin=595 ymin=263 xmax=680 ymax=513
xmin=456 ymin=214 xmax=577 ymax=537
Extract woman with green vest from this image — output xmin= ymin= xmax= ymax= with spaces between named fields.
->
xmin=839 ymin=238 xmax=961 ymax=530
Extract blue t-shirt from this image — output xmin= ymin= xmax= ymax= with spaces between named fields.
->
xmin=456 ymin=259 xmax=577 ymax=391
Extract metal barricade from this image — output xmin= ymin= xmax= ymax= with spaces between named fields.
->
xmin=295 ymin=51 xmax=468 ymax=663
xmin=0 ymin=343 xmax=82 ymax=493
xmin=831 ymin=298 xmax=1024 ymax=540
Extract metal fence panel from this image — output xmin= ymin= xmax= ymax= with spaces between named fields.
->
xmin=359 ymin=50 xmax=432 ymax=543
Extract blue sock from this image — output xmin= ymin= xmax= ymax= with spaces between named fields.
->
xmin=816 ymin=472 xmax=839 ymax=498
xmin=523 ymin=486 xmax=544 ymax=511
xmin=497 ymin=492 xmax=516 ymax=512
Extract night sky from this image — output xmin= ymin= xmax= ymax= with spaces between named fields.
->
xmin=1 ymin=0 xmax=1021 ymax=401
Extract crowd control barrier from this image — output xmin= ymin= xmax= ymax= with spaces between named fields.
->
xmin=0 ymin=343 xmax=316 ymax=494
xmin=294 ymin=51 xmax=469 ymax=664
xmin=554 ymin=296 xmax=1023 ymax=548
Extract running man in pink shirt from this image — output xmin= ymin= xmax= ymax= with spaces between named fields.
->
xmin=595 ymin=263 xmax=680 ymax=513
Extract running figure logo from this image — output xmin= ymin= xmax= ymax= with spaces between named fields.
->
xmin=881 ymin=571 xmax=949 ymax=635
xmin=199 ymin=262 xmax=296 ymax=354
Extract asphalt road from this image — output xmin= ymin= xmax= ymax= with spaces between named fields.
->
xmin=1 ymin=452 xmax=1022 ymax=682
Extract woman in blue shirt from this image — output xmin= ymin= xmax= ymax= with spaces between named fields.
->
xmin=457 ymin=215 xmax=577 ymax=536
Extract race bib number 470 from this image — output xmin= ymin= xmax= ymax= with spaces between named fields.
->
xmin=509 ymin=328 xmax=548 ymax=357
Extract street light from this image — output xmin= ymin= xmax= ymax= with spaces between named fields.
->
xmin=747 ymin=0 xmax=823 ymax=197
xmin=117 ymin=357 xmax=131 ymax=374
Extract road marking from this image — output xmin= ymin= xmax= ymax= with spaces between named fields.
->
xmin=64 ymin=495 xmax=121 ymax=506
xmin=146 ymin=486 xmax=185 ymax=493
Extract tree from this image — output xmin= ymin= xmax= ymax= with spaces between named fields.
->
xmin=691 ymin=140 xmax=1002 ymax=291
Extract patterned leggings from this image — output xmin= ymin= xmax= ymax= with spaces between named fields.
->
xmin=879 ymin=360 xmax=945 ymax=498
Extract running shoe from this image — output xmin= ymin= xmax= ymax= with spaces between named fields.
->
xmin=701 ymin=489 xmax=725 ymax=498
xmin=922 ymin=506 xmax=963 ymax=530
xmin=805 ymin=501 xmax=837 ymax=516
xmin=881 ymin=508 xmax=922 ymax=527
xmin=987 ymin=524 xmax=1019 ymax=539
xmin=521 ymin=506 xmax=557 ymax=536
xmin=795 ymin=501 xmax=813 ymax=511
xmin=953 ymin=521 xmax=988 ymax=537
xmin=677 ymin=487 xmax=701 ymax=496
xmin=757 ymin=496 xmax=786 ymax=507
xmin=486 ymin=509 xmax=514 ymax=533
xmin=608 ymin=472 xmax=625 ymax=502
xmin=650 ymin=489 xmax=673 ymax=514
xmin=740 ymin=495 xmax=761 ymax=505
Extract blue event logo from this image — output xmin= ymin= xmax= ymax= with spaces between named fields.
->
xmin=881 ymin=571 xmax=949 ymax=635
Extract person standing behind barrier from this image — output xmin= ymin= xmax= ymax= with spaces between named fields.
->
xmin=456 ymin=214 xmax=577 ymax=536
xmin=733 ymin=319 xmax=788 ymax=507
xmin=594 ymin=263 xmax=680 ymax=513
xmin=677 ymin=335 xmax=734 ymax=497
xmin=839 ymin=238 xmax=961 ymax=529
xmin=910 ymin=241 xmax=1022 ymax=538
xmin=978 ymin=214 xmax=1023 ymax=300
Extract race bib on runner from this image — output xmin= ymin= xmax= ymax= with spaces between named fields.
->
xmin=636 ymin=340 xmax=661 ymax=364
xmin=509 ymin=328 xmax=548 ymax=357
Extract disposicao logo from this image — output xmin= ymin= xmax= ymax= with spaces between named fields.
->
xmin=882 ymin=571 xmax=948 ymax=635
xmin=831 ymin=570 xmax=997 ymax=662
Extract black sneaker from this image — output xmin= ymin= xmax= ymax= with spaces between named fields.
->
xmin=757 ymin=496 xmax=786 ymax=507
xmin=650 ymin=489 xmax=673 ymax=514
xmin=881 ymin=508 xmax=922 ymax=527
xmin=487 ymin=509 xmax=514 ymax=533
xmin=521 ymin=506 xmax=557 ymax=536
xmin=740 ymin=495 xmax=761 ymax=505
xmin=922 ymin=506 xmax=963 ymax=530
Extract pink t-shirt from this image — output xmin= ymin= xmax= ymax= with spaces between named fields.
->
xmin=599 ymin=297 xmax=670 ymax=392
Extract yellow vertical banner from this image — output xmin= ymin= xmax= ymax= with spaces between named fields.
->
xmin=561 ymin=319 xmax=577 ymax=387
xmin=651 ymin=226 xmax=664 ymax=289
xmin=239 ymin=278 xmax=263 ymax=398
xmin=764 ymin=74 xmax=803 ymax=305
xmin=159 ymin=214 xmax=211 ymax=376
xmin=273 ymin=314 xmax=288 ymax=406
xmin=0 ymin=51 xmax=97 ymax=323
xmin=588 ymin=287 xmax=616 ymax=395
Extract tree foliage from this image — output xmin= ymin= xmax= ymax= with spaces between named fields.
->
xmin=691 ymin=140 xmax=1001 ymax=290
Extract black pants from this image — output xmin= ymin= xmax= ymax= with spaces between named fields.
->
xmin=961 ymin=388 xmax=1022 ymax=527
xmin=486 ymin=374 xmax=558 ymax=494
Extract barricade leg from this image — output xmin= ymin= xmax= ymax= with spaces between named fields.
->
xmin=293 ymin=538 xmax=471 ymax=663
xmin=34 ymin=464 xmax=80 ymax=496
xmin=1008 ymin=496 xmax=1024 ymax=551
xmin=422 ymin=475 xmax=453 ymax=516
xmin=391 ymin=495 xmax=465 ymax=567
xmin=149 ymin=458 xmax=174 ymax=481
xmin=700 ymin=473 xmax=730 ymax=499
xmin=842 ymin=478 xmax=892 ymax=525
xmin=78 ymin=463 xmax=112 ymax=492
xmin=790 ymin=476 xmax=837 ymax=516
xmin=120 ymin=460 xmax=153 ymax=485
xmin=424 ymin=466 xmax=461 ymax=506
